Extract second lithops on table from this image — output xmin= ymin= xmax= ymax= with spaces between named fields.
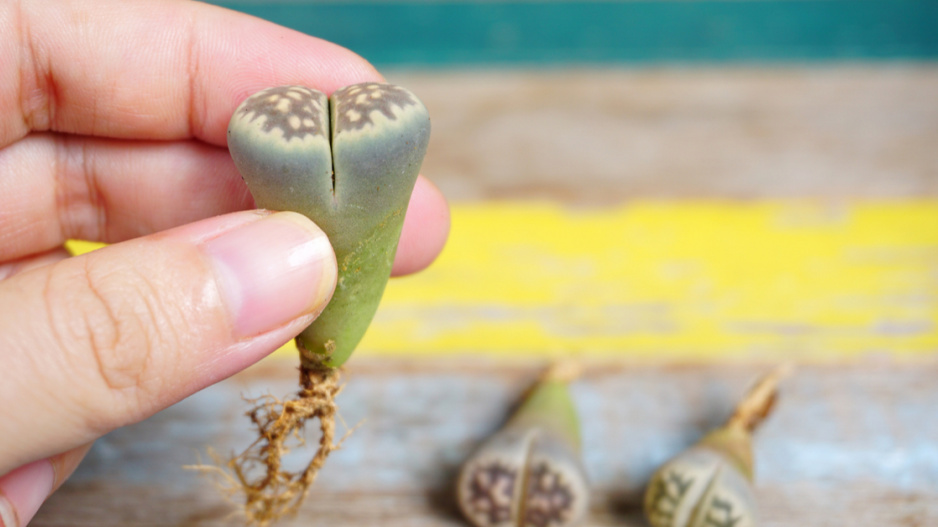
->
xmin=643 ymin=367 xmax=791 ymax=527
xmin=457 ymin=363 xmax=589 ymax=527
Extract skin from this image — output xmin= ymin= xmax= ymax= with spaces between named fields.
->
xmin=0 ymin=0 xmax=450 ymax=524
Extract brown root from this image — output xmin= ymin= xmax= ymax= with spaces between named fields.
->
xmin=223 ymin=366 xmax=343 ymax=526
xmin=540 ymin=359 xmax=583 ymax=384
xmin=726 ymin=363 xmax=794 ymax=433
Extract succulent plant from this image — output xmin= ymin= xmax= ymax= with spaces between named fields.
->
xmin=222 ymin=83 xmax=430 ymax=524
xmin=457 ymin=363 xmax=589 ymax=527
xmin=643 ymin=367 xmax=790 ymax=527
xmin=228 ymin=83 xmax=431 ymax=370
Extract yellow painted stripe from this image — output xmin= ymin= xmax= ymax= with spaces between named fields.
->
xmin=67 ymin=200 xmax=938 ymax=360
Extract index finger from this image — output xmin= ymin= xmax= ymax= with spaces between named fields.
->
xmin=0 ymin=0 xmax=383 ymax=148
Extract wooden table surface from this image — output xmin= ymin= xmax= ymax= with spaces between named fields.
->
xmin=36 ymin=66 xmax=938 ymax=526
xmin=35 ymin=358 xmax=938 ymax=526
xmin=397 ymin=66 xmax=938 ymax=204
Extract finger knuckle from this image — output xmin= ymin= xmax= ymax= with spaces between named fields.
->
xmin=45 ymin=256 xmax=179 ymax=409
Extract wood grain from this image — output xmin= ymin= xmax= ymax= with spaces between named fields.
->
xmin=389 ymin=67 xmax=938 ymax=204
xmin=33 ymin=358 xmax=938 ymax=526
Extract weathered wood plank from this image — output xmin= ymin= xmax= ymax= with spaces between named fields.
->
xmin=389 ymin=67 xmax=938 ymax=204
xmin=33 ymin=358 xmax=938 ymax=526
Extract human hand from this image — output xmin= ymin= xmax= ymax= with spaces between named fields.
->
xmin=0 ymin=1 xmax=450 ymax=525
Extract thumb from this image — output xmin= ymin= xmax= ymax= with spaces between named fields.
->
xmin=0 ymin=210 xmax=336 ymax=475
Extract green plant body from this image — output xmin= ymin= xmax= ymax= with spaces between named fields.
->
xmin=643 ymin=367 xmax=790 ymax=527
xmin=457 ymin=363 xmax=589 ymax=527
xmin=228 ymin=83 xmax=430 ymax=369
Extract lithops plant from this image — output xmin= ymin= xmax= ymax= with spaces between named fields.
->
xmin=223 ymin=83 xmax=430 ymax=525
xmin=457 ymin=363 xmax=589 ymax=527
xmin=229 ymin=83 xmax=430 ymax=369
xmin=643 ymin=367 xmax=791 ymax=527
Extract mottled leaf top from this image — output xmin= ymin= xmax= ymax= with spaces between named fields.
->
xmin=333 ymin=83 xmax=420 ymax=134
xmin=523 ymin=461 xmax=578 ymax=527
xmin=464 ymin=461 xmax=518 ymax=526
xmin=236 ymin=86 xmax=328 ymax=142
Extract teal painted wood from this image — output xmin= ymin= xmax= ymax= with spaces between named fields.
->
xmin=211 ymin=0 xmax=938 ymax=66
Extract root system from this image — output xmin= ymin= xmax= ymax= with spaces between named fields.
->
xmin=219 ymin=366 xmax=343 ymax=526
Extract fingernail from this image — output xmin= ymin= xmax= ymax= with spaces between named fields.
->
xmin=0 ymin=460 xmax=55 ymax=527
xmin=203 ymin=211 xmax=337 ymax=338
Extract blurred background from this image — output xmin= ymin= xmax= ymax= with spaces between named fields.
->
xmin=203 ymin=0 xmax=938 ymax=361
xmin=46 ymin=1 xmax=938 ymax=526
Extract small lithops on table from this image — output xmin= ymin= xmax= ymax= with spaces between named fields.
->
xmin=643 ymin=367 xmax=791 ymax=527
xmin=222 ymin=83 xmax=430 ymax=525
xmin=457 ymin=363 xmax=590 ymax=527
